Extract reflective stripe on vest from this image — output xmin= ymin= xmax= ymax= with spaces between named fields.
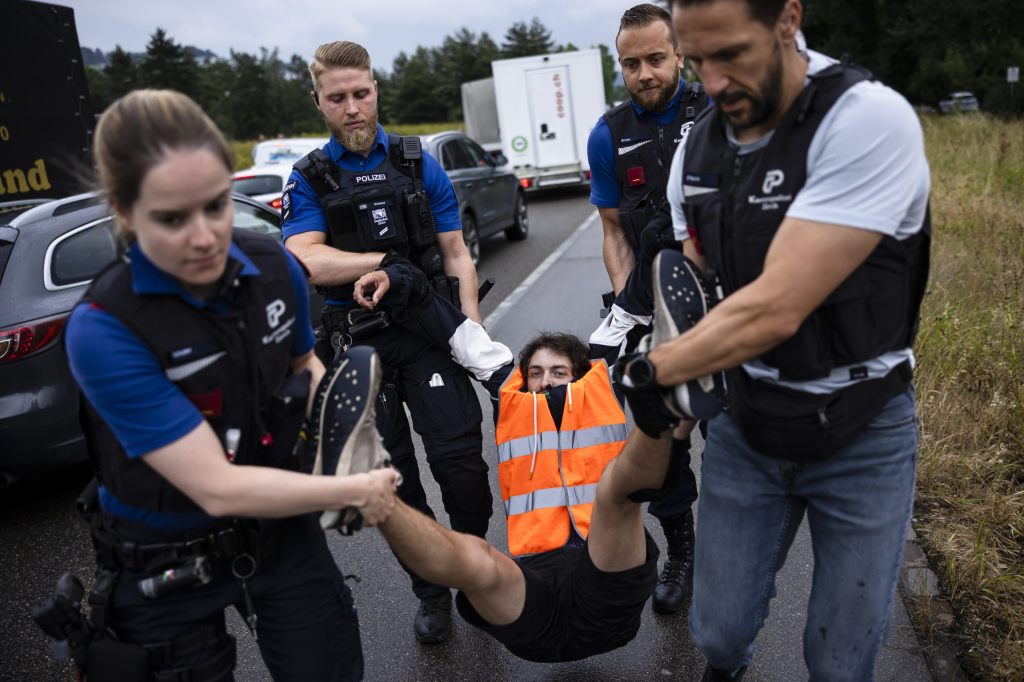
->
xmin=496 ymin=423 xmax=630 ymax=464
xmin=505 ymin=483 xmax=598 ymax=516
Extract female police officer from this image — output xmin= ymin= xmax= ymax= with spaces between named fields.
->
xmin=65 ymin=89 xmax=397 ymax=681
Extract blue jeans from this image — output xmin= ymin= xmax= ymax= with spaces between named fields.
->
xmin=689 ymin=387 xmax=917 ymax=681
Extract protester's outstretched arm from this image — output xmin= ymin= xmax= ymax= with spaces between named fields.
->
xmin=379 ymin=499 xmax=526 ymax=626
xmin=588 ymin=429 xmax=676 ymax=573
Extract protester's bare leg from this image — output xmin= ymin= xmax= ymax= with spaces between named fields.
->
xmin=379 ymin=499 xmax=526 ymax=626
xmin=588 ymin=421 xmax=694 ymax=572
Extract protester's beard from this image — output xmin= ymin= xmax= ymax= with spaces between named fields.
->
xmin=718 ymin=39 xmax=784 ymax=132
xmin=328 ymin=111 xmax=378 ymax=152
xmin=629 ymin=73 xmax=680 ymax=113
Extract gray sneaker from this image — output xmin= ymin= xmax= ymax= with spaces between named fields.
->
xmin=650 ymin=250 xmax=726 ymax=420
xmin=309 ymin=345 xmax=395 ymax=531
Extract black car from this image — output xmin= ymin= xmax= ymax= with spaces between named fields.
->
xmin=0 ymin=192 xmax=287 ymax=485
xmin=421 ymin=131 xmax=529 ymax=263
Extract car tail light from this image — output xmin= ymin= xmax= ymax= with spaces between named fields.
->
xmin=233 ymin=174 xmax=255 ymax=181
xmin=268 ymin=197 xmax=283 ymax=210
xmin=584 ymin=170 xmax=592 ymax=181
xmin=519 ymin=177 xmax=534 ymax=189
xmin=0 ymin=313 xmax=68 ymax=363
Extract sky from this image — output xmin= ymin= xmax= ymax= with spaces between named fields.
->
xmin=58 ymin=0 xmax=641 ymax=73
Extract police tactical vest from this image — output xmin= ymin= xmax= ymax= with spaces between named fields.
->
xmin=682 ymin=62 xmax=930 ymax=382
xmin=294 ymin=134 xmax=439 ymax=301
xmin=605 ymin=81 xmax=707 ymax=249
xmin=80 ymin=230 xmax=301 ymax=515
xmin=681 ymin=61 xmax=931 ymax=460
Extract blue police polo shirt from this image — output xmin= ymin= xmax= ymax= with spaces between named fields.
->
xmin=66 ymin=238 xmax=316 ymax=531
xmin=589 ymin=81 xmax=701 ymax=209
xmin=281 ymin=124 xmax=461 ymax=239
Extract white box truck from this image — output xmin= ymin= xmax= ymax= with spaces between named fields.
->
xmin=489 ymin=49 xmax=606 ymax=190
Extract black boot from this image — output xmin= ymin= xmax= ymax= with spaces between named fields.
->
xmin=652 ymin=509 xmax=694 ymax=614
xmin=413 ymin=591 xmax=452 ymax=644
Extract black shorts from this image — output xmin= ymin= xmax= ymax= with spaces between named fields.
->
xmin=455 ymin=531 xmax=659 ymax=662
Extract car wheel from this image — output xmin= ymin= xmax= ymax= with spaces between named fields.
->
xmin=505 ymin=192 xmax=529 ymax=242
xmin=462 ymin=213 xmax=481 ymax=266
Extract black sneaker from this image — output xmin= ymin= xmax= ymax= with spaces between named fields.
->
xmin=413 ymin=592 xmax=452 ymax=644
xmin=650 ymin=250 xmax=727 ymax=420
xmin=309 ymin=345 xmax=394 ymax=530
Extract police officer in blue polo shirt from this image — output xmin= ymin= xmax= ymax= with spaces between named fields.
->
xmin=586 ymin=4 xmax=710 ymax=616
xmin=62 ymin=90 xmax=399 ymax=681
xmin=282 ymin=40 xmax=491 ymax=644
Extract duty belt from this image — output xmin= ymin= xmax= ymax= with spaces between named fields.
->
xmin=93 ymin=517 xmax=269 ymax=574
xmin=321 ymin=306 xmax=391 ymax=350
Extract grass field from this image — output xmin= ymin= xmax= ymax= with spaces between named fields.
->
xmin=229 ymin=122 xmax=464 ymax=170
xmin=914 ymin=113 xmax=1024 ymax=679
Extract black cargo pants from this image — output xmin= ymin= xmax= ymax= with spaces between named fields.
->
xmin=105 ymin=513 xmax=363 ymax=681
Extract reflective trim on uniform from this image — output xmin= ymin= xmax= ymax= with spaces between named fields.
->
xmin=165 ymin=352 xmax=227 ymax=382
xmin=505 ymin=483 xmax=599 ymax=516
xmin=496 ymin=423 xmax=628 ymax=463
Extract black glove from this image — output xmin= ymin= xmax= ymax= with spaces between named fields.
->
xmin=377 ymin=251 xmax=430 ymax=306
xmin=639 ymin=209 xmax=680 ymax=259
xmin=613 ymin=352 xmax=680 ymax=437
xmin=378 ymin=249 xmax=413 ymax=270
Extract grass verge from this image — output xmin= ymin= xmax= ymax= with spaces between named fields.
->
xmin=915 ymin=113 xmax=1024 ymax=680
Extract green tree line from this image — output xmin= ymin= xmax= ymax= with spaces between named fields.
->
xmin=85 ymin=18 xmax=623 ymax=140
xmin=803 ymin=0 xmax=1022 ymax=114
xmin=85 ymin=4 xmax=1022 ymax=141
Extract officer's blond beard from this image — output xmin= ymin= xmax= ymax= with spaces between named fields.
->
xmin=330 ymin=112 xmax=378 ymax=154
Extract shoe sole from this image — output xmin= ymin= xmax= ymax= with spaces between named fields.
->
xmin=310 ymin=346 xmax=393 ymax=529
xmin=652 ymin=250 xmax=709 ymax=347
xmin=652 ymin=251 xmax=723 ymax=419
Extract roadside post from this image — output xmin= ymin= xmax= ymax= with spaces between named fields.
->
xmin=1009 ymin=66 xmax=1019 ymax=107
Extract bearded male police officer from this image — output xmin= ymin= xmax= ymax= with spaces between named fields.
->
xmin=283 ymin=41 xmax=491 ymax=644
xmin=586 ymin=3 xmax=711 ymax=615
xmin=618 ymin=0 xmax=931 ymax=678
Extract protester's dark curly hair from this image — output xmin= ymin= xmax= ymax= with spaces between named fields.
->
xmin=518 ymin=332 xmax=591 ymax=384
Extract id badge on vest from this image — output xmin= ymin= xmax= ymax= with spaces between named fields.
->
xmin=360 ymin=199 xmax=397 ymax=241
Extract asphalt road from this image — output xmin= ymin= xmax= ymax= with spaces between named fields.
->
xmin=0 ymin=189 xmax=934 ymax=681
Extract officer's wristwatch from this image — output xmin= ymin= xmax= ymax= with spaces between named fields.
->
xmin=623 ymin=353 xmax=658 ymax=391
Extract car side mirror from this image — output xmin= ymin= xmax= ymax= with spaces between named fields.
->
xmin=492 ymin=152 xmax=508 ymax=166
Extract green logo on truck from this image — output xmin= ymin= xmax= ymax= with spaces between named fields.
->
xmin=511 ymin=136 xmax=528 ymax=153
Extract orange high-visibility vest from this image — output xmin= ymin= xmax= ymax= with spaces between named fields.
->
xmin=496 ymin=360 xmax=628 ymax=557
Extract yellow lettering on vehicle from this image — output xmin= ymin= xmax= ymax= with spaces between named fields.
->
xmin=0 ymin=159 xmax=51 ymax=195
